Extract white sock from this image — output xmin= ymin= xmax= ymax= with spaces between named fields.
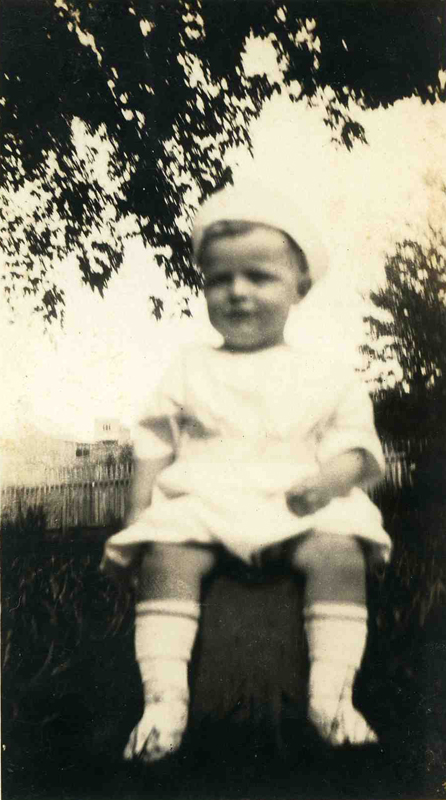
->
xmin=124 ymin=599 xmax=200 ymax=763
xmin=304 ymin=602 xmax=378 ymax=746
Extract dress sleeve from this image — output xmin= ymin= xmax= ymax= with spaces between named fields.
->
xmin=132 ymin=352 xmax=185 ymax=463
xmin=316 ymin=376 xmax=385 ymax=488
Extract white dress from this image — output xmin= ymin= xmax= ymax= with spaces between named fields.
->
xmin=102 ymin=341 xmax=391 ymax=570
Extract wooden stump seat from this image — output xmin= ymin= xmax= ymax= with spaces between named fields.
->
xmin=190 ymin=567 xmax=308 ymax=739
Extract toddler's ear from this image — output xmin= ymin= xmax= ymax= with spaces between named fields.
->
xmin=297 ymin=274 xmax=312 ymax=299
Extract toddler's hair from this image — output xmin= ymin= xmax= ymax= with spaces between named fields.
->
xmin=198 ymin=220 xmax=311 ymax=291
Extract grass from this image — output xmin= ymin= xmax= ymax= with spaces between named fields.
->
xmin=2 ymin=476 xmax=446 ymax=800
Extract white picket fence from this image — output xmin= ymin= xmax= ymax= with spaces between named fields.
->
xmin=1 ymin=463 xmax=133 ymax=531
xmin=381 ymin=441 xmax=415 ymax=490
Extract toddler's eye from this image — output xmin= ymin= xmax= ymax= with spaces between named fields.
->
xmin=247 ymin=270 xmax=273 ymax=284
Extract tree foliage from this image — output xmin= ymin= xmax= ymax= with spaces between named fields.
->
xmin=364 ymin=229 xmax=446 ymax=440
xmin=1 ymin=0 xmax=445 ymax=322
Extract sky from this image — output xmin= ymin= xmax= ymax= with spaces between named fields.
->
xmin=1 ymin=88 xmax=446 ymax=443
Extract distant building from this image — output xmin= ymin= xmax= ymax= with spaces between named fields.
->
xmin=1 ymin=417 xmax=132 ymax=485
xmin=93 ymin=418 xmax=131 ymax=444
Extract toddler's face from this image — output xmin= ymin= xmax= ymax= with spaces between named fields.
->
xmin=202 ymin=226 xmax=307 ymax=352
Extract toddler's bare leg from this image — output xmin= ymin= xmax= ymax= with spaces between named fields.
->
xmin=288 ymin=533 xmax=377 ymax=746
xmin=124 ymin=543 xmax=216 ymax=763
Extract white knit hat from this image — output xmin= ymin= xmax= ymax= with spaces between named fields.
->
xmin=192 ymin=181 xmax=329 ymax=283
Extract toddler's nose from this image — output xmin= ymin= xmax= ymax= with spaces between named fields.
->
xmin=230 ymin=275 xmax=250 ymax=298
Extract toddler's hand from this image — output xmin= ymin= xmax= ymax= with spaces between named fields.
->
xmin=287 ymin=450 xmax=364 ymax=517
xmin=286 ymin=473 xmax=347 ymax=516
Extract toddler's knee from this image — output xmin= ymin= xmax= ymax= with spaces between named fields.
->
xmin=180 ymin=544 xmax=218 ymax=580
xmin=141 ymin=543 xmax=217 ymax=581
xmin=138 ymin=543 xmax=217 ymax=600
xmin=289 ymin=533 xmax=365 ymax=577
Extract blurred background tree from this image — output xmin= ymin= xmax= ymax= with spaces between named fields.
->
xmin=1 ymin=0 xmax=445 ymax=323
xmin=363 ymin=224 xmax=446 ymax=444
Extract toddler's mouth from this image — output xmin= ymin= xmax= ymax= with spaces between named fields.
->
xmin=227 ymin=309 xmax=253 ymax=318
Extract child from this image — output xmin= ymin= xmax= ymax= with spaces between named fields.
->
xmin=101 ymin=182 xmax=391 ymax=763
